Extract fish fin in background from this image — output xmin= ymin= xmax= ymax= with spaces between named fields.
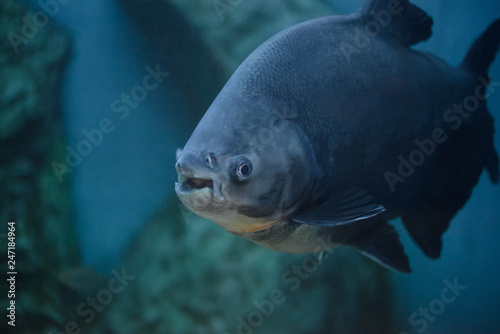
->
xmin=403 ymin=19 xmax=500 ymax=259
xmin=402 ymin=126 xmax=484 ymax=259
xmin=461 ymin=18 xmax=500 ymax=184
xmin=357 ymin=0 xmax=433 ymax=46
xmin=292 ymin=188 xmax=386 ymax=227
xmin=350 ymin=222 xmax=411 ymax=273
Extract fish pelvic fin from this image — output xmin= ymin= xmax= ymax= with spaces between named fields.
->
xmin=357 ymin=0 xmax=433 ymax=46
xmin=461 ymin=19 xmax=500 ymax=80
xmin=350 ymin=222 xmax=411 ymax=273
xmin=292 ymin=189 xmax=410 ymax=272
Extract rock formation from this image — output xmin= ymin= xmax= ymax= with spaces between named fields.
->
xmin=0 ymin=1 xmax=79 ymax=333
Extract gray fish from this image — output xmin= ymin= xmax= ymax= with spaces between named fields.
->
xmin=175 ymin=0 xmax=500 ymax=272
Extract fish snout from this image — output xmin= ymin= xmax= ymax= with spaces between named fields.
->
xmin=176 ymin=150 xmax=218 ymax=175
xmin=175 ymin=149 xmax=218 ymax=196
xmin=175 ymin=149 xmax=200 ymax=177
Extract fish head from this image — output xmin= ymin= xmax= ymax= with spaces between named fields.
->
xmin=175 ymin=92 xmax=316 ymax=233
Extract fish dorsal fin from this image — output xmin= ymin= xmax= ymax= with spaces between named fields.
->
xmin=357 ymin=0 xmax=434 ymax=46
xmin=293 ymin=188 xmax=386 ymax=227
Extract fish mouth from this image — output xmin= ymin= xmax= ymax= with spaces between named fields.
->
xmin=175 ymin=173 xmax=227 ymax=204
xmin=176 ymin=173 xmax=214 ymax=193
xmin=186 ymin=176 xmax=214 ymax=190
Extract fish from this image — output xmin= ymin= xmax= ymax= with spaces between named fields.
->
xmin=175 ymin=0 xmax=500 ymax=273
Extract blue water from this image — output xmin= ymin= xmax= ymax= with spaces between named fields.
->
xmin=24 ymin=0 xmax=191 ymax=271
xmin=26 ymin=0 xmax=500 ymax=332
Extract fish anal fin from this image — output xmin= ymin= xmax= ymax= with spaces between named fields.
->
xmin=402 ymin=125 xmax=485 ymax=258
xmin=358 ymin=0 xmax=433 ymax=46
xmin=461 ymin=18 xmax=500 ymax=183
xmin=351 ymin=222 xmax=411 ymax=273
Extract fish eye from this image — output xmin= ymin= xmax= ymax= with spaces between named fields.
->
xmin=231 ymin=157 xmax=253 ymax=183
xmin=238 ymin=162 xmax=252 ymax=178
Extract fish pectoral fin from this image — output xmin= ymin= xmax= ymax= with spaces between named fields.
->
xmin=293 ymin=189 xmax=410 ymax=273
xmin=292 ymin=188 xmax=386 ymax=227
xmin=350 ymin=222 xmax=411 ymax=273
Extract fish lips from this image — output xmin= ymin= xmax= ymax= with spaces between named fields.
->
xmin=175 ymin=172 xmax=226 ymax=205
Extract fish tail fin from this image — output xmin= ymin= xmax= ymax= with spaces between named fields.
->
xmin=461 ymin=19 xmax=500 ymax=80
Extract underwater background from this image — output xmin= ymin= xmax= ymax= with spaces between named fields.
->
xmin=0 ymin=0 xmax=499 ymax=333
